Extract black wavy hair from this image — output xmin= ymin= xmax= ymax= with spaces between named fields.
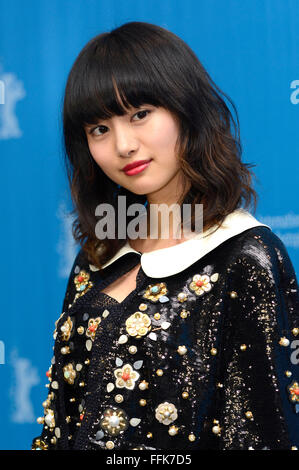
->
xmin=62 ymin=21 xmax=257 ymax=269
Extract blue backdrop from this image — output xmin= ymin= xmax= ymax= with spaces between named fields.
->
xmin=0 ymin=0 xmax=298 ymax=450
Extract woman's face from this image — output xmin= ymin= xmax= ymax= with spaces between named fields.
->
xmin=84 ymin=103 xmax=186 ymax=204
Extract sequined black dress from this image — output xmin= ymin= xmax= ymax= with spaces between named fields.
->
xmin=32 ymin=225 xmax=299 ymax=450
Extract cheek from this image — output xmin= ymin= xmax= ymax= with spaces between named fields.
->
xmin=88 ymin=142 xmax=109 ymax=168
xmin=149 ymin=118 xmax=179 ymax=154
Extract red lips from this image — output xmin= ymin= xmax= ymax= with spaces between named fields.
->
xmin=122 ymin=159 xmax=152 ymax=172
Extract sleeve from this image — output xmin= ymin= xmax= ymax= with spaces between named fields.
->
xmin=209 ymin=233 xmax=299 ymax=450
xmin=31 ymin=248 xmax=85 ymax=450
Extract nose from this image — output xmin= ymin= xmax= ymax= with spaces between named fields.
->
xmin=113 ymin=121 xmax=139 ymax=157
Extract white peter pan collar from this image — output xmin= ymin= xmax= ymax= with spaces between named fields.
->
xmin=90 ymin=208 xmax=270 ymax=278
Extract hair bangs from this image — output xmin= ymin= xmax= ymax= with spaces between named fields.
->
xmin=65 ymin=34 xmax=169 ymax=131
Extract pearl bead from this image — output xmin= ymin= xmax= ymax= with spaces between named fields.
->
xmin=279 ymin=337 xmax=290 ymax=347
xmin=177 ymin=345 xmax=187 ymax=355
xmin=180 ymin=310 xmax=189 ymax=319
xmin=139 ymin=399 xmax=147 ymax=406
xmin=212 ymin=425 xmax=221 ymax=435
xmin=230 ymin=291 xmax=237 ymax=298
xmin=188 ymin=433 xmax=196 ymax=442
xmin=129 ymin=346 xmax=137 ymax=354
xmin=109 ymin=416 xmax=120 ymax=427
xmin=106 ymin=441 xmax=114 ymax=449
xmin=139 ymin=303 xmax=147 ymax=311
xmin=61 ymin=346 xmax=70 ymax=355
xmin=210 ymin=348 xmax=217 ymax=356
xmin=139 ymin=381 xmax=148 ymax=390
xmin=115 ymin=394 xmax=123 ymax=403
xmin=178 ymin=293 xmax=187 ymax=302
xmin=156 ymin=369 xmax=163 ymax=376
xmin=168 ymin=426 xmax=178 ymax=436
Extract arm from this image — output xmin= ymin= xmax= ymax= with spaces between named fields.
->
xmin=31 ymin=248 xmax=86 ymax=450
xmin=212 ymin=233 xmax=299 ymax=450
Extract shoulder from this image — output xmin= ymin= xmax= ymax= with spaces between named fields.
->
xmin=222 ymin=227 xmax=299 ymax=309
xmin=61 ymin=246 xmax=99 ymax=312
xmin=228 ymin=226 xmax=295 ymax=276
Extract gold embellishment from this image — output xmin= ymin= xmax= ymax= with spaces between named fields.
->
xmin=100 ymin=408 xmax=128 ymax=436
xmin=177 ymin=345 xmax=188 ymax=356
xmin=212 ymin=425 xmax=221 ymax=435
xmin=177 ymin=292 xmax=188 ymax=302
xmin=143 ymin=282 xmax=168 ymax=302
xmin=125 ymin=312 xmax=151 ymax=338
xmin=106 ymin=441 xmax=115 ymax=450
xmin=155 ymin=402 xmax=178 ymax=425
xmin=288 ymin=381 xmax=299 ymax=403
xmin=86 ymin=317 xmax=101 ymax=341
xmin=61 ymin=346 xmax=70 ymax=355
xmin=138 ymin=303 xmax=148 ymax=311
xmin=53 ymin=312 xmax=65 ymax=339
xmin=73 ymin=270 xmax=93 ymax=301
xmin=60 ymin=317 xmax=73 ymax=341
xmin=128 ymin=345 xmax=137 ymax=354
xmin=139 ymin=380 xmax=149 ymax=390
xmin=168 ymin=425 xmax=179 ymax=436
xmin=32 ymin=438 xmax=48 ymax=450
xmin=63 ymin=363 xmax=77 ymax=385
xmin=180 ymin=309 xmax=190 ymax=319
xmin=279 ymin=337 xmax=290 ymax=347
xmin=115 ymin=394 xmax=124 ymax=403
xmin=44 ymin=408 xmax=55 ymax=428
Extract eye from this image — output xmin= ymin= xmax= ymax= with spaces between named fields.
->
xmin=132 ymin=109 xmax=151 ymax=121
xmin=89 ymin=125 xmax=108 ymax=137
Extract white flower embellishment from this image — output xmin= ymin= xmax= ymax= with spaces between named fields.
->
xmin=188 ymin=272 xmax=219 ymax=296
xmin=155 ymin=402 xmax=178 ymax=425
xmin=114 ymin=364 xmax=140 ymax=390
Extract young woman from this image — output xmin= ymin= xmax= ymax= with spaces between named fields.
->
xmin=32 ymin=21 xmax=299 ymax=450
